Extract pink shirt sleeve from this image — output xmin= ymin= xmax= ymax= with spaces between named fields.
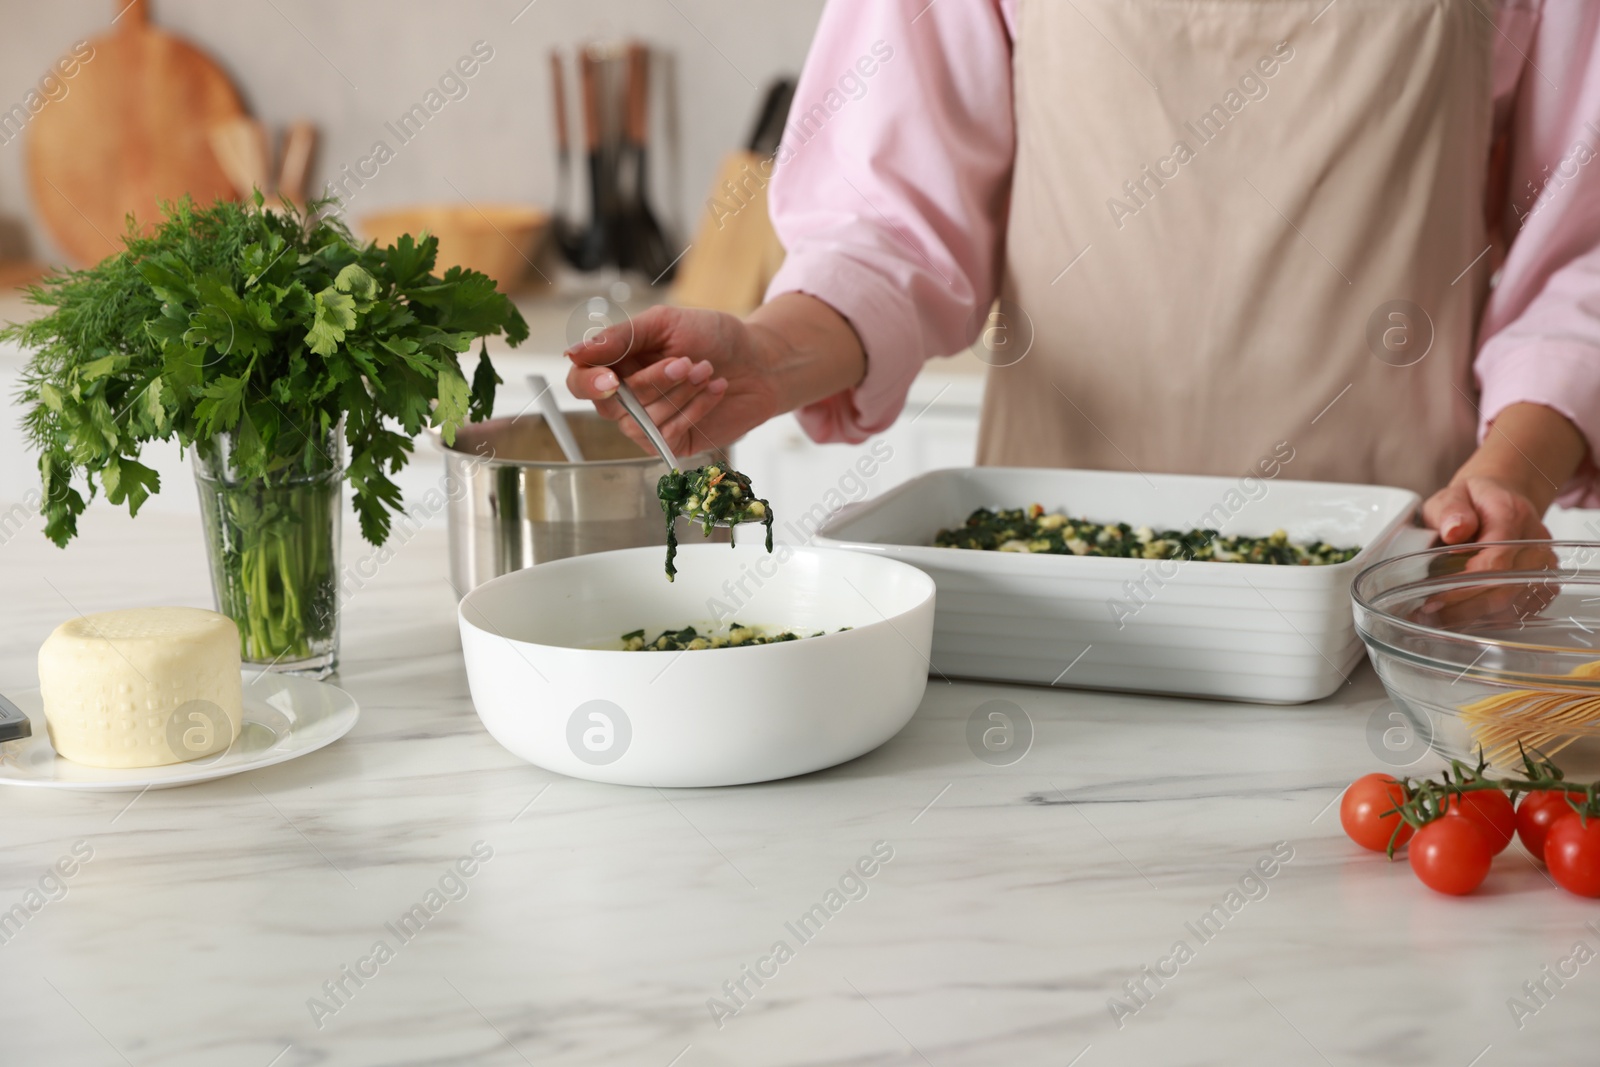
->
xmin=1477 ymin=3 xmax=1600 ymax=506
xmin=764 ymin=0 xmax=1015 ymax=443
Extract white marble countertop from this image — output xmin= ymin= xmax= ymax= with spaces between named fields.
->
xmin=2 ymin=508 xmax=1597 ymax=1067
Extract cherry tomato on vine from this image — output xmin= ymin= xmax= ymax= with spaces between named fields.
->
xmin=1409 ymin=817 xmax=1493 ymax=895
xmin=1341 ymin=774 xmax=1414 ymax=852
xmin=1445 ymin=789 xmax=1515 ymax=854
xmin=1516 ymin=791 xmax=1586 ymax=860
xmin=1545 ymin=813 xmax=1600 ymax=898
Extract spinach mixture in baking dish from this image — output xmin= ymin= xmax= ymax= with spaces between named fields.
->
xmin=934 ymin=504 xmax=1359 ymax=565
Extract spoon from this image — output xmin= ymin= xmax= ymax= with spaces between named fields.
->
xmin=614 ymin=381 xmax=769 ymax=535
xmin=614 ymin=380 xmax=679 ymax=471
xmin=528 ymin=374 xmax=584 ymax=464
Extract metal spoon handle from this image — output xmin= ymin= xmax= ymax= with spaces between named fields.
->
xmin=615 ymin=381 xmax=679 ymax=471
xmin=528 ymin=374 xmax=585 ymax=463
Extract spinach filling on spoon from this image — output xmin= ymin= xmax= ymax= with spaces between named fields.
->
xmin=657 ymin=464 xmax=774 ymax=581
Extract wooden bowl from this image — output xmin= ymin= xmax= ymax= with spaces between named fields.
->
xmin=358 ymin=204 xmax=548 ymax=290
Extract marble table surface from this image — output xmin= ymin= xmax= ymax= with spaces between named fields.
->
xmin=2 ymin=508 xmax=1596 ymax=1067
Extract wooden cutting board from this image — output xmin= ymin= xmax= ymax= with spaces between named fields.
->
xmin=671 ymin=82 xmax=791 ymax=315
xmin=27 ymin=0 xmax=244 ymax=266
xmin=670 ymin=151 xmax=786 ymax=315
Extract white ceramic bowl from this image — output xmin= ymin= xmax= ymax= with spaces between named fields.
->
xmin=457 ymin=543 xmax=936 ymax=787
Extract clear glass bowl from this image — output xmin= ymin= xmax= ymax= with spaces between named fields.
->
xmin=1352 ymin=541 xmax=1600 ymax=774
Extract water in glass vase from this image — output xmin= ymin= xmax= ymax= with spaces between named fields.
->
xmin=193 ymin=427 xmax=343 ymax=677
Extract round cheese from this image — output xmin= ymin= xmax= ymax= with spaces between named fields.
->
xmin=38 ymin=607 xmax=244 ymax=769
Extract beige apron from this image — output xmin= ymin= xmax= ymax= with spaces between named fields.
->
xmin=978 ymin=0 xmax=1494 ymax=497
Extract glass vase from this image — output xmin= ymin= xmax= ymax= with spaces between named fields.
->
xmin=192 ymin=427 xmax=343 ymax=678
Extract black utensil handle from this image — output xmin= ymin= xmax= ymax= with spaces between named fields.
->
xmin=747 ymin=78 xmax=797 ymax=156
xmin=0 ymin=692 xmax=32 ymax=742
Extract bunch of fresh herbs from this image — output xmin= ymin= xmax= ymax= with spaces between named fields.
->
xmin=6 ymin=192 xmax=527 ymax=545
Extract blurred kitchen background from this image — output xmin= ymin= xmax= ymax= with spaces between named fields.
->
xmin=0 ymin=0 xmax=985 ymax=533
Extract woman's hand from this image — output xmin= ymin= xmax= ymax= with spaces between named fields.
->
xmin=1423 ymin=402 xmax=1583 ymax=585
xmin=1410 ymin=405 xmax=1582 ymax=623
xmin=1422 ymin=476 xmax=1552 ymax=545
xmin=1425 ymin=402 xmax=1586 ymax=546
xmin=565 ymin=306 xmax=776 ymax=457
xmin=565 ymin=293 xmax=867 ymax=457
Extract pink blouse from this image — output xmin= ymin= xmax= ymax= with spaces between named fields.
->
xmin=765 ymin=0 xmax=1600 ymax=503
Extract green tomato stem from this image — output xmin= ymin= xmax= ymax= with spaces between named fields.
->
xmin=1384 ymin=752 xmax=1600 ymax=841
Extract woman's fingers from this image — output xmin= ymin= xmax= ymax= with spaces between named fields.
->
xmin=589 ymin=393 xmax=626 ymax=423
xmin=567 ymin=361 xmax=623 ymax=401
xmin=1473 ymin=489 xmax=1548 ymax=544
xmin=623 ymin=364 xmax=728 ymax=449
xmin=565 ymin=304 xmax=688 ymax=367
xmin=1427 ymin=480 xmax=1556 ymax=584
xmin=652 ymin=379 xmax=730 ymax=455
xmin=579 ymin=369 xmax=728 ymax=456
xmin=1426 ymin=475 xmax=1551 ymax=545
xmin=622 ymin=377 xmax=727 ymax=456
xmin=624 ymin=357 xmax=716 ymax=402
xmin=560 ymin=304 xmax=751 ymax=451
xmin=565 ymin=310 xmax=646 ymax=367
xmin=564 ymin=307 xmax=675 ymax=398
xmin=1422 ymin=484 xmax=1479 ymax=544
xmin=1460 ymin=504 xmax=1553 ymax=576
xmin=564 ymin=317 xmax=717 ymax=404
xmin=639 ymin=381 xmax=709 ymax=450
xmin=565 ymin=352 xmax=712 ymax=403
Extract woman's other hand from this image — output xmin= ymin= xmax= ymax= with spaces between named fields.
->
xmin=1423 ymin=476 xmax=1552 ymax=545
xmin=1427 ymin=402 xmax=1587 ymax=544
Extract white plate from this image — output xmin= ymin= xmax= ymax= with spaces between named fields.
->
xmin=0 ymin=671 xmax=359 ymax=791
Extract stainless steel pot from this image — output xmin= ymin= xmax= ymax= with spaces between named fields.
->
xmin=435 ymin=412 xmax=722 ymax=593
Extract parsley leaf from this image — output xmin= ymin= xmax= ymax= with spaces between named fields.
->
xmin=306 ymin=288 xmax=357 ymax=356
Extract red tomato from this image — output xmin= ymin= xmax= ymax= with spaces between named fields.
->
xmin=1341 ymin=774 xmax=1414 ymax=852
xmin=1409 ymin=817 xmax=1493 ymax=895
xmin=1516 ymin=791 xmax=1586 ymax=860
xmin=1545 ymin=812 xmax=1600 ymax=898
xmin=1445 ymin=789 xmax=1516 ymax=854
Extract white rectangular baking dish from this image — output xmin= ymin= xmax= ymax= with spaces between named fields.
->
xmin=813 ymin=467 xmax=1422 ymax=703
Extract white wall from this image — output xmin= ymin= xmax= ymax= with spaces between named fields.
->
xmin=0 ymin=0 xmax=827 ymax=263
